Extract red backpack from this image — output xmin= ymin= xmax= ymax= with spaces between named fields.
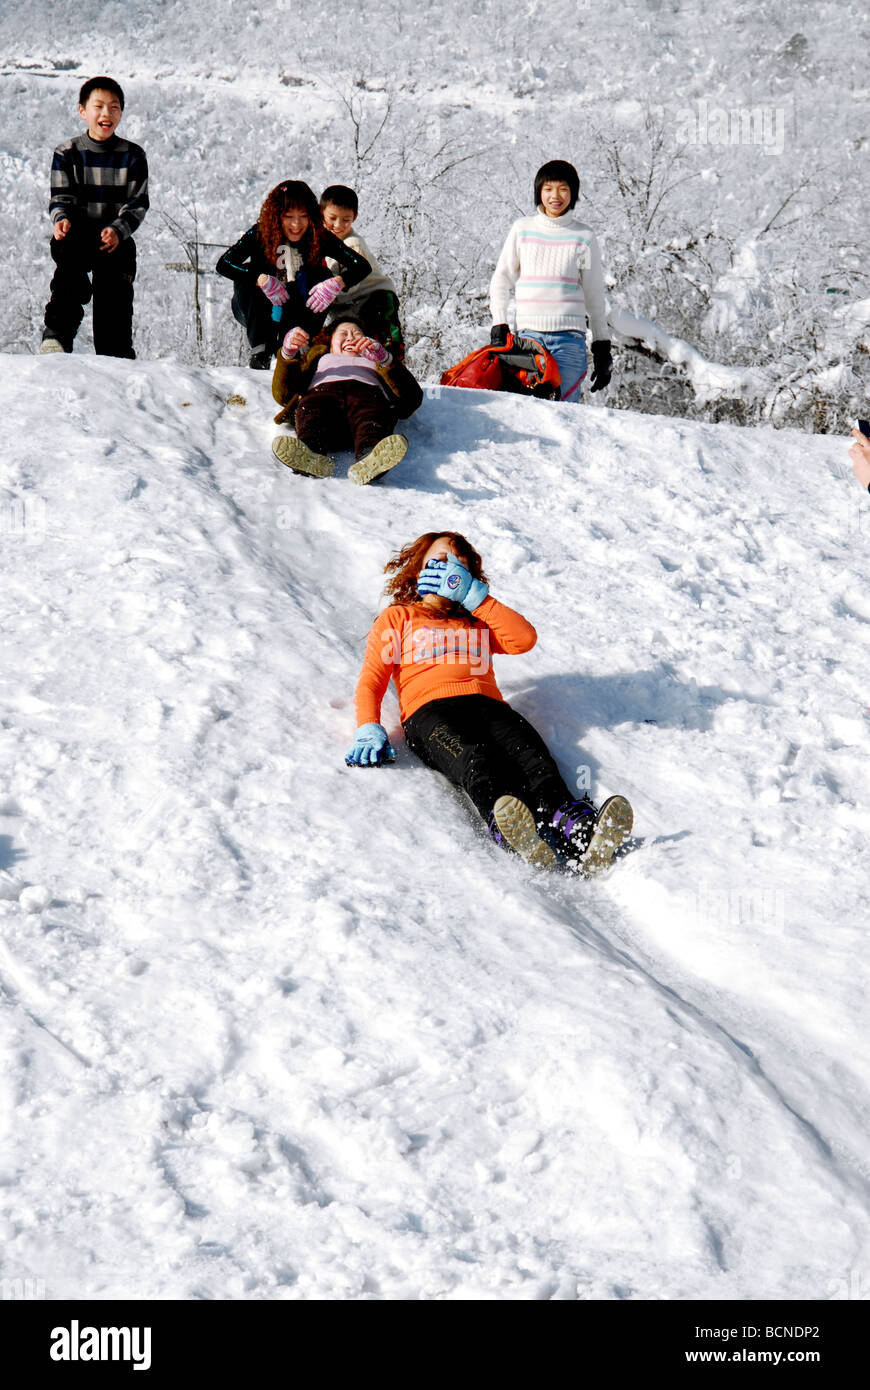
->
xmin=440 ymin=332 xmax=561 ymax=399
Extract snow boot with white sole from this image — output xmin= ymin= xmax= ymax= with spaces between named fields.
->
xmin=348 ymin=433 xmax=408 ymax=486
xmin=580 ymin=795 xmax=633 ymax=877
xmin=271 ymin=435 xmax=335 ymax=478
xmin=490 ymin=795 xmax=558 ymax=871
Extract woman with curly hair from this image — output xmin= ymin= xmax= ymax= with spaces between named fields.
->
xmin=346 ymin=532 xmax=633 ymax=875
xmin=216 ymin=180 xmax=371 ymax=368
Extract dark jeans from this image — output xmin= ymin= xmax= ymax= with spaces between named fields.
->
xmin=403 ymin=694 xmax=574 ymax=824
xmin=295 ymin=380 xmax=398 ymax=460
xmin=43 ymin=223 xmax=136 ymax=357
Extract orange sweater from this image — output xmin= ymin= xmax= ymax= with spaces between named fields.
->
xmin=354 ymin=596 xmax=537 ymax=725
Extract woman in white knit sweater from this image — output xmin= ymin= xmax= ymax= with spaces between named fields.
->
xmin=489 ymin=159 xmax=612 ymax=402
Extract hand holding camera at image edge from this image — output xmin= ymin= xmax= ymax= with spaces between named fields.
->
xmin=850 ymin=424 xmax=870 ymax=491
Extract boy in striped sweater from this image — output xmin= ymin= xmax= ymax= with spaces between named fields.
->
xmin=489 ymin=159 xmax=612 ymax=402
xmin=40 ymin=77 xmax=149 ymax=359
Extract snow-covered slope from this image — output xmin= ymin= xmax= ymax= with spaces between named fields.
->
xmin=1 ymin=354 xmax=868 ymax=1299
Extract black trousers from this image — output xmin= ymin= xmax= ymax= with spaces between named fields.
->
xmin=295 ymin=381 xmax=398 ymax=460
xmin=403 ymin=694 xmax=574 ymax=824
xmin=231 ymin=281 xmax=279 ymax=356
xmin=43 ymin=223 xmax=136 ymax=357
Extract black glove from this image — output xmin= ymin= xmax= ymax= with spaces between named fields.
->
xmin=490 ymin=323 xmax=510 ymax=347
xmin=589 ymin=340 xmax=613 ymax=393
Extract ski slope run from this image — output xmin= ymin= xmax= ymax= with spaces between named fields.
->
xmin=1 ymin=354 xmax=868 ymax=1299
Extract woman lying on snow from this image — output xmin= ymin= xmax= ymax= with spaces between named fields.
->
xmin=346 ymin=532 xmax=633 ymax=875
xmin=270 ymin=314 xmax=423 ymax=485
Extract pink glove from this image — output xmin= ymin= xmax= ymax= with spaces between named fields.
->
xmin=361 ymin=338 xmax=392 ymax=367
xmin=281 ymin=327 xmax=310 ymax=359
xmin=259 ymin=275 xmax=289 ymax=306
xmin=305 ymin=277 xmax=343 ymax=313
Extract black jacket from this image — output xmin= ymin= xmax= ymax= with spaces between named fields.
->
xmin=217 ymin=225 xmax=371 ymax=337
xmin=216 ymin=224 xmax=370 ymax=291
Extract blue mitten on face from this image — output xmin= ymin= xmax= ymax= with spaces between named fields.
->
xmin=417 ymin=558 xmax=489 ymax=612
xmin=345 ymin=723 xmax=397 ymax=767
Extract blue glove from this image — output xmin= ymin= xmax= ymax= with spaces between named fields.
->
xmin=271 ymin=303 xmax=284 ymax=322
xmin=345 ymin=723 xmax=397 ymax=767
xmin=417 ymin=558 xmax=489 ymax=611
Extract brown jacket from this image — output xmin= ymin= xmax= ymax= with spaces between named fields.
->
xmin=272 ymin=343 xmax=424 ymax=425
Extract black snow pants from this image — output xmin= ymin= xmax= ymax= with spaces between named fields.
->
xmin=402 ymin=694 xmax=574 ymax=825
xmin=43 ymin=222 xmax=137 ymax=358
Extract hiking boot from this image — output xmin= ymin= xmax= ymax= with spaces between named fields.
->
xmin=39 ymin=337 xmax=67 ymax=354
xmin=271 ymin=435 xmax=335 ymax=478
xmin=549 ymin=797 xmax=598 ymax=865
xmin=348 ymin=433 xmax=408 ymax=486
xmin=489 ymin=795 xmax=558 ymax=871
xmin=581 ymin=795 xmax=633 ymax=877
xmin=249 ymin=350 xmax=272 ymax=369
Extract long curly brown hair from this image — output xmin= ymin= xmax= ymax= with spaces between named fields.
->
xmin=383 ymin=532 xmax=489 ymax=618
xmin=258 ymin=180 xmax=324 ymax=269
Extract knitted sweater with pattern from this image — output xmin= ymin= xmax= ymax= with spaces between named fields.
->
xmin=489 ymin=210 xmax=608 ymax=338
xmin=49 ymin=132 xmax=149 ymax=240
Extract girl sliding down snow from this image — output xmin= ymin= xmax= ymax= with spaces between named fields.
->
xmin=346 ymin=532 xmax=633 ymax=874
xmin=270 ymin=314 xmax=423 ymax=485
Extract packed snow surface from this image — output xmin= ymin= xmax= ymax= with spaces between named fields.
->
xmin=1 ymin=355 xmax=868 ymax=1299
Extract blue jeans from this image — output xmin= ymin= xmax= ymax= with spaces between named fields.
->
xmin=532 ymin=329 xmax=588 ymax=403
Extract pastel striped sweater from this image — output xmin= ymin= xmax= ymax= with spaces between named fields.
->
xmin=489 ymin=211 xmax=609 ymax=338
